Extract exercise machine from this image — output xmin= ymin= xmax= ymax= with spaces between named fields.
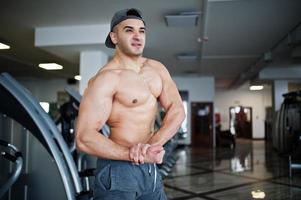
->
xmin=272 ymin=91 xmax=301 ymax=177
xmin=0 ymin=139 xmax=23 ymax=199
xmin=0 ymin=72 xmax=89 ymax=200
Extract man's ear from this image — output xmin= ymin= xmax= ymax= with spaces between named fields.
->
xmin=110 ymin=32 xmax=118 ymax=45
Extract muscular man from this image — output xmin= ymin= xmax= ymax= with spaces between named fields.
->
xmin=76 ymin=8 xmax=185 ymax=200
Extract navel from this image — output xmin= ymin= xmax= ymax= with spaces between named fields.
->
xmin=132 ymin=99 xmax=138 ymax=104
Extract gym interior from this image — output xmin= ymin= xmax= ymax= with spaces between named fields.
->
xmin=1 ymin=0 xmax=301 ymax=199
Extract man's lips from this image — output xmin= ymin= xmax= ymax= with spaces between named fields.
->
xmin=131 ymin=43 xmax=142 ymax=47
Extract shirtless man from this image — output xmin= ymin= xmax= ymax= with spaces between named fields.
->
xmin=76 ymin=8 xmax=185 ymax=200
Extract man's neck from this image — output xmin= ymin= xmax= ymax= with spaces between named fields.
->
xmin=114 ymin=50 xmax=145 ymax=72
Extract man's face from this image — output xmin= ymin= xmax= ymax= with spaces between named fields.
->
xmin=111 ymin=19 xmax=146 ymax=56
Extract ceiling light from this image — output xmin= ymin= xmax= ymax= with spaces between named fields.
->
xmin=74 ymin=75 xmax=81 ymax=81
xmin=0 ymin=43 xmax=10 ymax=50
xmin=249 ymin=85 xmax=264 ymax=91
xmin=165 ymin=13 xmax=199 ymax=27
xmin=180 ymin=11 xmax=202 ymax=15
xmin=209 ymin=0 xmax=241 ymax=2
xmin=176 ymin=53 xmax=198 ymax=61
xmin=38 ymin=63 xmax=63 ymax=70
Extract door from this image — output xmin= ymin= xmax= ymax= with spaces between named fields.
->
xmin=191 ymin=102 xmax=213 ymax=147
xmin=229 ymin=106 xmax=252 ymax=138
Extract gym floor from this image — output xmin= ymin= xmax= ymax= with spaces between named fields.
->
xmin=164 ymin=139 xmax=301 ymax=200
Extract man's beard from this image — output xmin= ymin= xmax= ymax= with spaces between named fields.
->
xmin=119 ymin=43 xmax=144 ymax=57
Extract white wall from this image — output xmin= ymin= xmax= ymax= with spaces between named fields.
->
xmin=79 ymin=51 xmax=108 ymax=94
xmin=273 ymin=80 xmax=288 ymax=111
xmin=173 ymin=76 xmax=215 ymax=145
xmin=18 ymin=78 xmax=77 ymax=102
xmin=17 ymin=76 xmax=270 ymax=141
xmin=17 ymin=76 xmax=216 ymax=145
xmin=215 ymin=83 xmax=272 ymax=139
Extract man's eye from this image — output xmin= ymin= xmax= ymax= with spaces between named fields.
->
xmin=125 ymin=29 xmax=132 ymax=32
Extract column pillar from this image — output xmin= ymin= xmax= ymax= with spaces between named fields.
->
xmin=272 ymin=80 xmax=288 ymax=112
xmin=79 ymin=51 xmax=108 ymax=94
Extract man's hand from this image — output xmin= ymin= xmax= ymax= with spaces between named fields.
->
xmin=129 ymin=143 xmax=165 ymax=165
xmin=145 ymin=145 xmax=165 ymax=164
xmin=129 ymin=143 xmax=150 ymax=164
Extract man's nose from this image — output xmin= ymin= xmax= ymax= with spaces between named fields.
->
xmin=133 ymin=31 xmax=141 ymax=40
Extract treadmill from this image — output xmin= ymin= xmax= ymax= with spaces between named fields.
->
xmin=0 ymin=139 xmax=23 ymax=198
xmin=0 ymin=73 xmax=89 ymax=200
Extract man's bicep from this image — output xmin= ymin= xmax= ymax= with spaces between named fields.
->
xmin=78 ymin=93 xmax=112 ymax=132
xmin=159 ymin=80 xmax=182 ymax=109
xmin=158 ymin=66 xmax=182 ymax=110
xmin=77 ymin=74 xmax=116 ymax=132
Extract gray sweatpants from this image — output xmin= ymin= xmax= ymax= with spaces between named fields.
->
xmin=94 ymin=158 xmax=167 ymax=200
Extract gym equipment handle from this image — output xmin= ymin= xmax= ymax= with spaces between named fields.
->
xmin=76 ymin=190 xmax=93 ymax=200
xmin=1 ymin=151 xmax=17 ymax=162
xmin=79 ymin=168 xmax=95 ymax=177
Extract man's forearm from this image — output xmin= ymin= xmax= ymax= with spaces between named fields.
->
xmin=148 ymin=106 xmax=185 ymax=146
xmin=76 ymin=131 xmax=163 ymax=164
xmin=76 ymin=131 xmax=130 ymax=161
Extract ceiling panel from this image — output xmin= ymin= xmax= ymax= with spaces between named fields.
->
xmin=0 ymin=0 xmax=300 ymax=89
xmin=200 ymin=57 xmax=258 ymax=77
xmin=203 ymin=0 xmax=301 ymax=55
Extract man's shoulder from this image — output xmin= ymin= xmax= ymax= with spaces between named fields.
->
xmin=146 ymin=58 xmax=165 ymax=69
xmin=96 ymin=63 xmax=122 ymax=78
xmin=88 ymin=66 xmax=120 ymax=88
xmin=145 ymin=58 xmax=170 ymax=76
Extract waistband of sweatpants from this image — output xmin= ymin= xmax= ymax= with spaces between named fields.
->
xmin=96 ymin=158 xmax=151 ymax=169
xmin=96 ymin=158 xmax=159 ymax=192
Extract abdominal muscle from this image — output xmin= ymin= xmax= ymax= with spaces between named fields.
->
xmin=107 ymin=97 xmax=158 ymax=148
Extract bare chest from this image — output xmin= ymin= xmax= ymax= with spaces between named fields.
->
xmin=114 ymin=68 xmax=162 ymax=107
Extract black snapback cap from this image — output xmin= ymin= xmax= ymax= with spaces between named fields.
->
xmin=105 ymin=8 xmax=145 ymax=49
